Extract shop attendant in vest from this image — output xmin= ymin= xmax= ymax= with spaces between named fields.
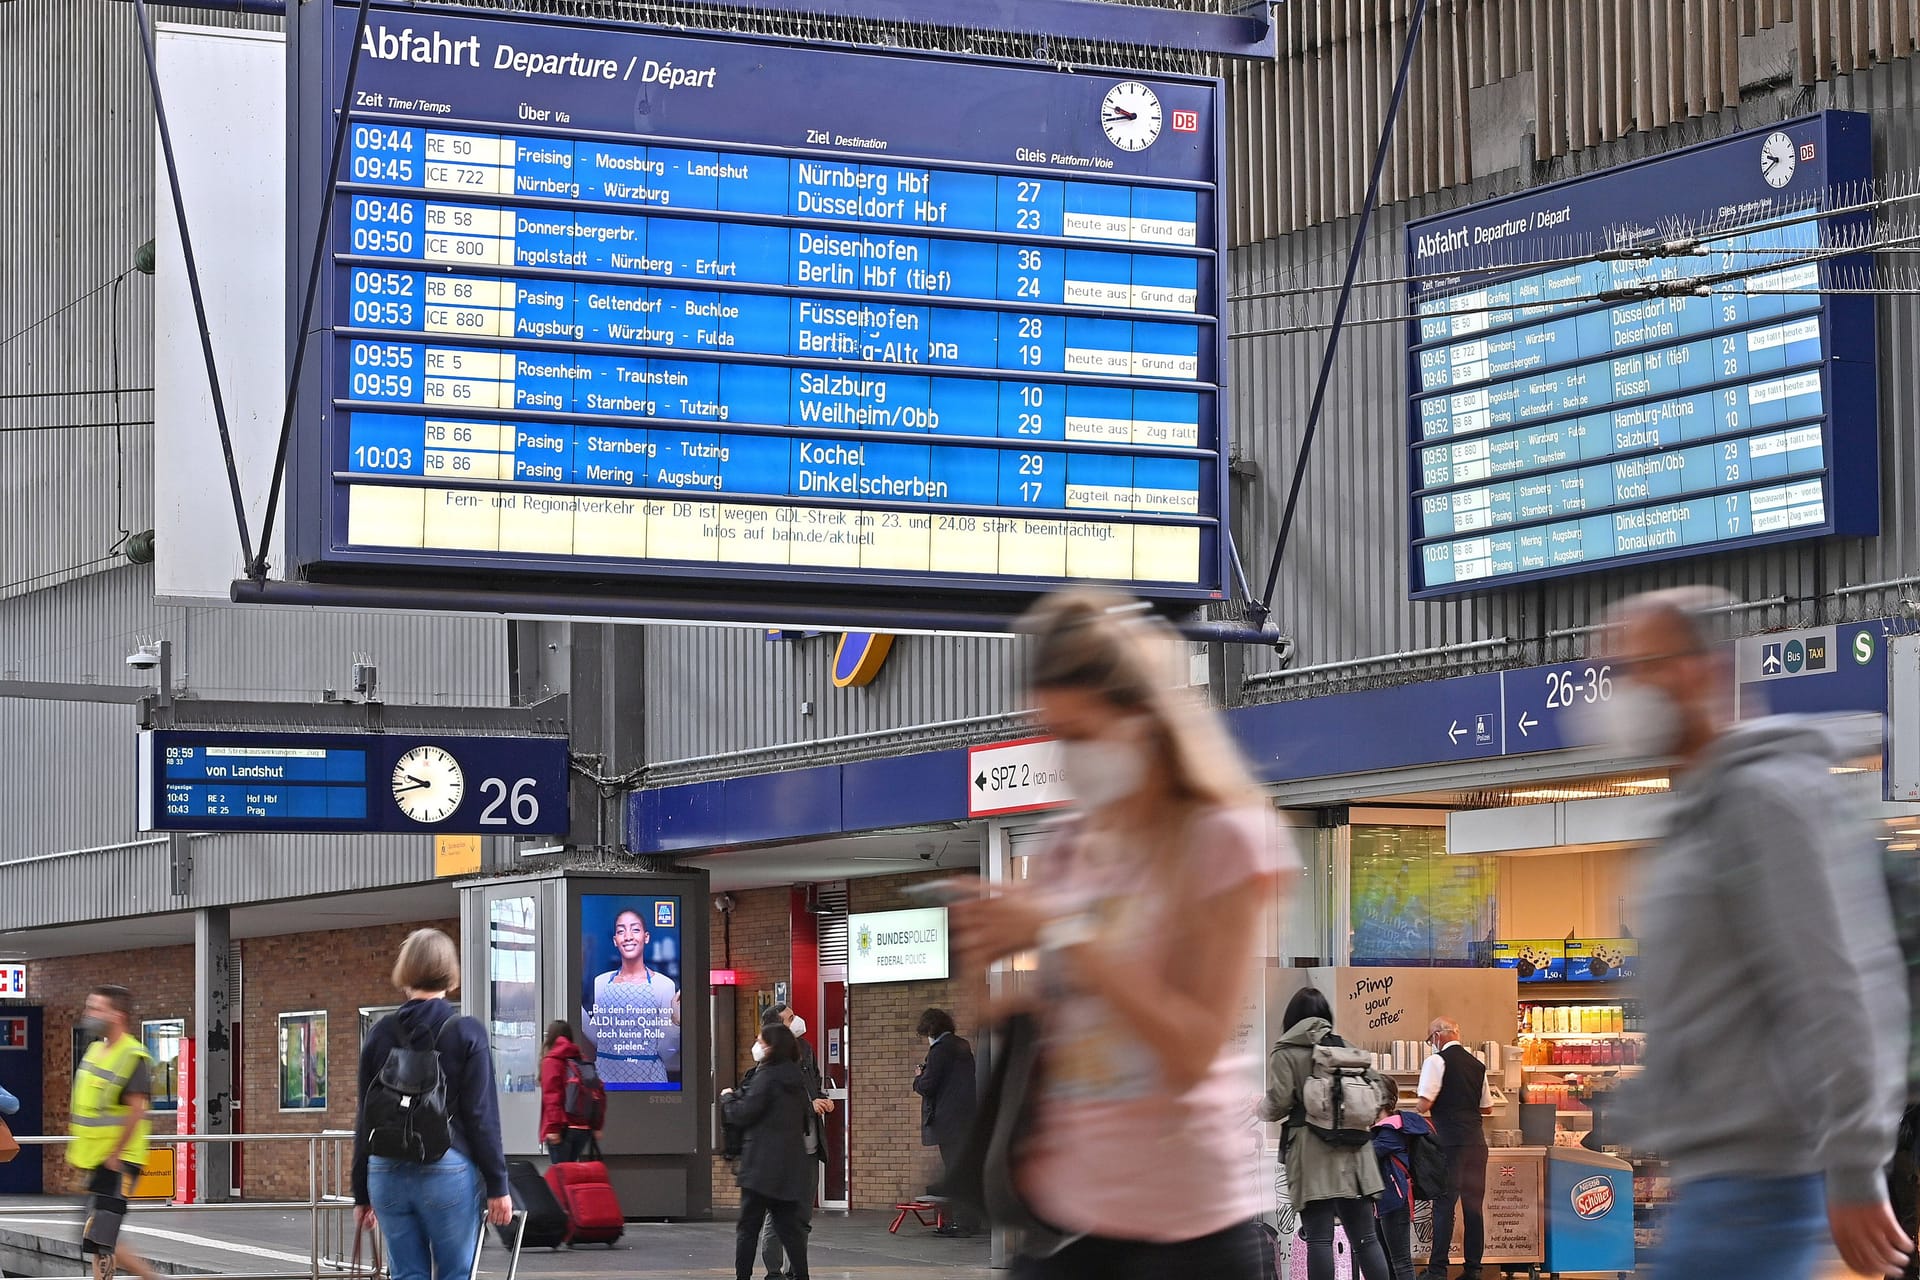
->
xmin=70 ymin=984 xmax=159 ymax=1280
xmin=1415 ymin=1017 xmax=1492 ymax=1280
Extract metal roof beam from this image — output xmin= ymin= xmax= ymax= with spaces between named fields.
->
xmin=111 ymin=0 xmax=1278 ymax=59
xmin=663 ymin=0 xmax=1279 ymax=58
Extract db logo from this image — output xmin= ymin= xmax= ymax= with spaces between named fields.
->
xmin=1172 ymin=109 xmax=1200 ymax=133
xmin=1571 ymin=1176 xmax=1615 ymax=1220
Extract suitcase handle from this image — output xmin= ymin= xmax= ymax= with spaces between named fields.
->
xmin=471 ymin=1210 xmax=528 ymax=1280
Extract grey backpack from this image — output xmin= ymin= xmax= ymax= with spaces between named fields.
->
xmin=1299 ymin=1042 xmax=1383 ymax=1148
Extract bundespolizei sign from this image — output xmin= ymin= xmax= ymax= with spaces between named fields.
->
xmin=849 ymin=908 xmax=950 ymax=984
xmin=290 ymin=4 xmax=1229 ymax=616
xmin=1405 ymin=113 xmax=1878 ymax=596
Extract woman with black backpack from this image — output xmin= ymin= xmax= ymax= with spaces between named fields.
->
xmin=353 ymin=929 xmax=512 ymax=1280
xmin=1260 ymin=987 xmax=1394 ymax=1280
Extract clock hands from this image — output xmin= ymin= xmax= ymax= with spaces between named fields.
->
xmin=1105 ymin=106 xmax=1138 ymax=122
xmin=394 ymin=774 xmax=432 ymax=794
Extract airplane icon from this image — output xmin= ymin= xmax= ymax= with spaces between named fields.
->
xmin=1760 ymin=642 xmax=1783 ymax=674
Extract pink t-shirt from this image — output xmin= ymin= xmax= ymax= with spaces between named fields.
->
xmin=1016 ymin=804 xmax=1290 ymax=1242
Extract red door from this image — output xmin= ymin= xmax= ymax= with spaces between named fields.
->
xmin=820 ymin=976 xmax=849 ymax=1206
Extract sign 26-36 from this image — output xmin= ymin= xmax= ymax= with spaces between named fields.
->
xmin=1544 ymin=665 xmax=1614 ymax=708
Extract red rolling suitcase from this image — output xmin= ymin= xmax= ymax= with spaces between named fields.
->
xmin=544 ymin=1160 xmax=624 ymax=1246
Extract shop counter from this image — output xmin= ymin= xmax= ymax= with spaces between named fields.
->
xmin=1544 ymin=1146 xmax=1634 ymax=1275
xmin=1415 ymin=1146 xmax=1545 ymax=1270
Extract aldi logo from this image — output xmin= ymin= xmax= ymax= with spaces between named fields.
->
xmin=1172 ymin=109 xmax=1200 ymax=133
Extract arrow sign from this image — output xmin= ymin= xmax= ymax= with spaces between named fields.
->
xmin=1517 ymin=712 xmax=1538 ymax=737
xmin=966 ymin=737 xmax=1071 ymax=817
xmin=1448 ymin=720 xmax=1466 ymax=744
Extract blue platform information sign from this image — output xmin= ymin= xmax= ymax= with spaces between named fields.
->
xmin=138 ymin=731 xmax=571 ymax=835
xmin=1405 ymin=113 xmax=1878 ymax=597
xmin=294 ymin=5 xmax=1228 ymax=604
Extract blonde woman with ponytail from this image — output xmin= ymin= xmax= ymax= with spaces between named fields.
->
xmin=955 ymin=588 xmax=1289 ymax=1279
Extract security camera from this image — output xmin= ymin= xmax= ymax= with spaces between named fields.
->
xmin=714 ymin=894 xmax=736 ymax=914
xmin=125 ymin=648 xmax=161 ymax=670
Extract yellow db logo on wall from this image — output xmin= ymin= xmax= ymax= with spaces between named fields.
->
xmin=832 ymin=633 xmax=895 ymax=687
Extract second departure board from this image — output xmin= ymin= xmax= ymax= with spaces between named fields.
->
xmin=292 ymin=3 xmax=1228 ymax=608
xmin=1405 ymin=113 xmax=1877 ymax=597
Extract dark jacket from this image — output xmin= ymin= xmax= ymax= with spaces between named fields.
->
xmin=352 ymin=998 xmax=509 ymax=1204
xmin=796 ymin=1034 xmax=826 ymax=1100
xmin=538 ymin=1035 xmax=585 ymax=1142
xmin=913 ymin=1032 xmax=977 ymax=1148
xmin=1371 ymin=1110 xmax=1437 ymax=1217
xmin=722 ymin=1059 xmax=814 ymax=1203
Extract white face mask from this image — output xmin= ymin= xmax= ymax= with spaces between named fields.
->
xmin=1574 ymin=681 xmax=1682 ymax=758
xmin=787 ymin=1015 xmax=807 ymax=1039
xmin=1062 ymin=736 xmax=1146 ymax=810
xmin=751 ymin=1040 xmax=768 ymax=1063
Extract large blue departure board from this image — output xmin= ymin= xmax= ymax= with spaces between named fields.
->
xmin=1405 ymin=113 xmax=1877 ymax=597
xmin=291 ymin=4 xmax=1228 ymax=606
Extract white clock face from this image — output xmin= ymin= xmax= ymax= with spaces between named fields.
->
xmin=1761 ymin=131 xmax=1797 ymax=188
xmin=391 ymin=745 xmax=465 ymax=824
xmin=1101 ymin=81 xmax=1162 ymax=152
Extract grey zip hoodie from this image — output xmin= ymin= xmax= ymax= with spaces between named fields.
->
xmin=1618 ymin=715 xmax=1906 ymax=1205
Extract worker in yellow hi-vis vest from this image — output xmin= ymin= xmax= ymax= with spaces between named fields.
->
xmin=70 ymin=985 xmax=159 ymax=1280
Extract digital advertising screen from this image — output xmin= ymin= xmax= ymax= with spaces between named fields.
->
xmin=579 ymin=894 xmax=683 ymax=1091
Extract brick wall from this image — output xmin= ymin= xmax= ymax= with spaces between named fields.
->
xmin=710 ymin=886 xmax=788 ymax=1207
xmin=705 ymin=874 xmax=987 ymax=1211
xmin=846 ymin=873 xmax=985 ymax=1211
xmin=28 ymin=918 xmax=460 ymax=1200
xmin=32 ymin=947 xmax=195 ymax=1193
xmin=237 ymin=919 xmax=460 ymax=1201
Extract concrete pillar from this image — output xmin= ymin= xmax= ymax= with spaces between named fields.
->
xmin=193 ymin=908 xmax=233 ymax=1202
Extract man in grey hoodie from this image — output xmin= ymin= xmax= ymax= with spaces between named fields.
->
xmin=1595 ymin=589 xmax=1910 ymax=1279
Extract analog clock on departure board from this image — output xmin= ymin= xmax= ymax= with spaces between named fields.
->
xmin=1761 ymin=130 xmax=1797 ymax=188
xmin=391 ymin=744 xmax=465 ymax=823
xmin=1101 ymin=81 xmax=1163 ymax=152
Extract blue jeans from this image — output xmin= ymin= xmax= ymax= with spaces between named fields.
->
xmin=1652 ymin=1173 xmax=1826 ymax=1280
xmin=369 ymin=1149 xmax=483 ymax=1280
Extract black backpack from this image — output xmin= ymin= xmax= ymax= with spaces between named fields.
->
xmin=1405 ymin=1125 xmax=1452 ymax=1200
xmin=363 ymin=1011 xmax=459 ymax=1162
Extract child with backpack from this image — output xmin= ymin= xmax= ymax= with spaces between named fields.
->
xmin=1371 ymin=1076 xmax=1442 ymax=1280
xmin=1260 ymin=987 xmax=1395 ymax=1280
xmin=539 ymin=1021 xmax=604 ymax=1164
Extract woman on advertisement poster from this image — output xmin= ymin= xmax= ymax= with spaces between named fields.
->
xmin=583 ymin=905 xmax=681 ymax=1088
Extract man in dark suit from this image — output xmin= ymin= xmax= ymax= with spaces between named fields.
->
xmin=913 ymin=1007 xmax=978 ymax=1237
